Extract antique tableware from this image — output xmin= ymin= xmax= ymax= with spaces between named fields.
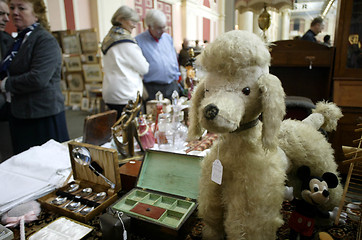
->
xmin=51 ymin=196 xmax=67 ymax=205
xmin=72 ymin=147 xmax=115 ymax=189
xmin=80 ymin=206 xmax=94 ymax=215
xmin=63 ymin=195 xmax=81 ymax=209
xmin=67 ymin=183 xmax=79 ymax=193
xmin=80 ymin=187 xmax=92 ymax=197
xmin=93 ymin=192 xmax=106 ymax=202
xmin=67 ymin=201 xmax=81 ymax=211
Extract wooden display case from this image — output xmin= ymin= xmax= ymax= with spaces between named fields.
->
xmin=331 ymin=0 xmax=362 ymax=174
xmin=38 ymin=142 xmax=121 ymax=223
xmin=269 ymin=40 xmax=335 ymax=103
xmin=112 ymin=150 xmax=203 ymax=238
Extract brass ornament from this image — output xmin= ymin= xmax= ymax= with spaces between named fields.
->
xmin=258 ymin=4 xmax=271 ymax=32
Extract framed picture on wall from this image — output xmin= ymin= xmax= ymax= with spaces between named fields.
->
xmin=82 ymin=64 xmax=102 ymax=82
xmin=64 ymin=56 xmax=82 ymax=72
xmin=69 ymin=91 xmax=83 ymax=107
xmin=81 ymin=53 xmax=98 ymax=64
xmin=85 ymin=84 xmax=102 ymax=98
xmin=79 ymin=30 xmax=99 ymax=53
xmin=81 ymin=97 xmax=90 ymax=111
xmin=61 ymin=33 xmax=82 ymax=54
xmin=66 ymin=72 xmax=84 ymax=91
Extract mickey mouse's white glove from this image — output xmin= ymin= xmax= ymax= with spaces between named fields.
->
xmin=329 ymin=207 xmax=347 ymax=224
xmin=284 ymin=186 xmax=294 ymax=201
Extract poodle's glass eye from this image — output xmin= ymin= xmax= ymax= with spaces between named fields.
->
xmin=205 ymin=89 xmax=209 ymax=92
xmin=313 ymin=184 xmax=319 ymax=192
xmin=242 ymin=87 xmax=250 ymax=95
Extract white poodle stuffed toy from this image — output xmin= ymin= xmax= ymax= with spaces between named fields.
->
xmin=188 ymin=30 xmax=287 ymax=239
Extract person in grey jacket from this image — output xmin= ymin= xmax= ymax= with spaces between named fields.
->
xmin=0 ymin=0 xmax=14 ymax=121
xmin=0 ymin=0 xmax=12 ymax=59
xmin=0 ymin=0 xmax=69 ymax=154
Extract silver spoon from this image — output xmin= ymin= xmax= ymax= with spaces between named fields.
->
xmin=51 ymin=196 xmax=67 ymax=205
xmin=67 ymin=183 xmax=79 ymax=193
xmin=80 ymin=187 xmax=93 ymax=197
xmin=92 ymin=192 xmax=106 ymax=202
xmin=72 ymin=147 xmax=116 ymax=189
xmin=67 ymin=201 xmax=81 ymax=211
xmin=80 ymin=206 xmax=94 ymax=215
xmin=75 ymin=204 xmax=88 ymax=213
xmin=63 ymin=195 xmax=81 ymax=209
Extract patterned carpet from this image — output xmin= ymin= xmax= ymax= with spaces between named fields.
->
xmin=13 ymin=200 xmax=358 ymax=239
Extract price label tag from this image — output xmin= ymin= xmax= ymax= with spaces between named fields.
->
xmin=211 ymin=159 xmax=223 ymax=185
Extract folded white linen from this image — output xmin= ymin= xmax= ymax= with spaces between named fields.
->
xmin=0 ymin=140 xmax=72 ymax=215
xmin=0 ymin=140 xmax=71 ymax=182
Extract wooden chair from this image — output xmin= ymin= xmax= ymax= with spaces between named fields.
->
xmin=83 ymin=110 xmax=117 ymax=146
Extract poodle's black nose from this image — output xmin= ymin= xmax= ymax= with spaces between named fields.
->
xmin=204 ymin=104 xmax=219 ymax=120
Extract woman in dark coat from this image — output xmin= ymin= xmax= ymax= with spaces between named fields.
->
xmin=0 ymin=0 xmax=69 ymax=154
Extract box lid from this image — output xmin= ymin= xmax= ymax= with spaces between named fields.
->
xmin=137 ymin=150 xmax=203 ymax=200
xmin=68 ymin=141 xmax=121 ymax=191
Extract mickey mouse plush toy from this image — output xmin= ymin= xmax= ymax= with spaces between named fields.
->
xmin=289 ymin=165 xmax=340 ymax=240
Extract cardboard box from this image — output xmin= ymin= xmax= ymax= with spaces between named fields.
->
xmin=38 ymin=141 xmax=121 ymax=223
xmin=112 ymin=150 xmax=202 ymax=238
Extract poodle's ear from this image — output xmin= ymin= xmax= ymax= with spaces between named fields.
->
xmin=187 ymin=79 xmax=205 ymax=140
xmin=258 ymin=74 xmax=286 ymax=150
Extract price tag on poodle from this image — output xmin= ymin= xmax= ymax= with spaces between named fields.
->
xmin=211 ymin=159 xmax=223 ymax=185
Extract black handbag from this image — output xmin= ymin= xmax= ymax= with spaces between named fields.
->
xmin=99 ymin=208 xmax=131 ymax=240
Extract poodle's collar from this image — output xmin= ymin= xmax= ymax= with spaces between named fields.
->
xmin=231 ymin=118 xmax=259 ymax=133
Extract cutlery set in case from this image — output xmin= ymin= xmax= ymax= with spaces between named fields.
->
xmin=38 ymin=141 xmax=121 ymax=223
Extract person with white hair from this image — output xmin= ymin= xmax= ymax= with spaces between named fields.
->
xmin=101 ymin=5 xmax=149 ymax=119
xmin=135 ymin=9 xmax=181 ymax=101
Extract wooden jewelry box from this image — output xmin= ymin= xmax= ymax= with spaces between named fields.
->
xmin=112 ymin=150 xmax=203 ymax=237
xmin=38 ymin=141 xmax=121 ymax=223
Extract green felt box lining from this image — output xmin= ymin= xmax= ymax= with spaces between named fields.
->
xmin=112 ymin=189 xmax=195 ymax=229
xmin=137 ymin=150 xmax=202 ymax=200
xmin=113 ymin=151 xmax=202 ymax=229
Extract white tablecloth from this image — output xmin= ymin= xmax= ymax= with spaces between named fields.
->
xmin=0 ymin=140 xmax=72 ymax=215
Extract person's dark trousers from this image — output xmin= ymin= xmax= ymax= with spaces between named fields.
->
xmin=106 ymin=104 xmax=126 ymax=120
xmin=143 ymin=80 xmax=182 ymax=102
xmin=0 ymin=102 xmax=10 ymax=121
xmin=9 ymin=111 xmax=70 ymax=154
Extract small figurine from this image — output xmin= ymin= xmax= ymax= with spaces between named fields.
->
xmin=112 ymin=92 xmax=144 ymax=157
xmin=137 ymin=114 xmax=155 ymax=150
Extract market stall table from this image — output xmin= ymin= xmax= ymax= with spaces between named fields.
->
xmin=10 ymin=200 xmax=358 ymax=239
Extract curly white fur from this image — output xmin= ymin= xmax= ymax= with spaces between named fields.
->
xmin=279 ymin=101 xmax=343 ymax=213
xmin=189 ymin=30 xmax=287 ymax=239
